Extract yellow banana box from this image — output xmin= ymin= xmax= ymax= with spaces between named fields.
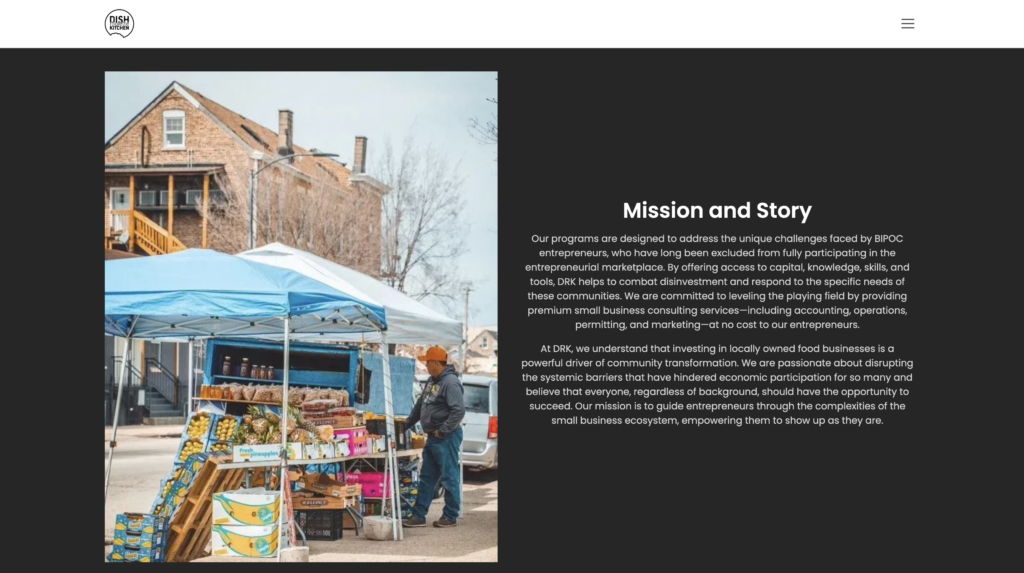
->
xmin=112 ymin=528 xmax=165 ymax=549
xmin=211 ymin=524 xmax=280 ymax=558
xmin=109 ymin=542 xmax=164 ymax=562
xmin=212 ymin=490 xmax=281 ymax=526
xmin=114 ymin=513 xmax=169 ymax=535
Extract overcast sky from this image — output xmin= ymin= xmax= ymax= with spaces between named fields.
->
xmin=105 ymin=72 xmax=497 ymax=327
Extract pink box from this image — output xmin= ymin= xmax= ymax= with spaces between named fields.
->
xmin=333 ymin=427 xmax=367 ymax=443
xmin=345 ymin=471 xmax=391 ymax=498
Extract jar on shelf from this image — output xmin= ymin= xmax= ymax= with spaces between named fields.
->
xmin=267 ymin=365 xmax=275 ymax=380
xmin=240 ymin=358 xmax=250 ymax=378
xmin=257 ymin=365 xmax=266 ymax=380
xmin=222 ymin=356 xmax=232 ymax=377
xmin=211 ymin=386 xmax=223 ymax=399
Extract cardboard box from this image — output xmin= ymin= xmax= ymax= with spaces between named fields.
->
xmin=112 ymin=528 xmax=165 ymax=550
xmin=304 ymin=443 xmax=320 ymax=460
xmin=286 ymin=442 xmax=305 ymax=461
xmin=232 ymin=444 xmax=283 ymax=463
xmin=211 ymin=524 xmax=279 ymax=558
xmin=291 ymin=492 xmax=350 ymax=510
xmin=334 ymin=439 xmax=351 ymax=457
xmin=116 ymin=513 xmax=169 ymax=535
xmin=109 ymin=543 xmax=164 ymax=562
xmin=308 ymin=415 xmax=352 ymax=428
xmin=318 ymin=441 xmax=336 ymax=459
xmin=298 ymin=473 xmax=361 ymax=498
xmin=213 ymin=490 xmax=281 ymax=526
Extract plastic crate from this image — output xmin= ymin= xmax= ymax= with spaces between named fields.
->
xmin=293 ymin=509 xmax=344 ymax=541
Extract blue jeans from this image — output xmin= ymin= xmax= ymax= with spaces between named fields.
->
xmin=412 ymin=427 xmax=463 ymax=521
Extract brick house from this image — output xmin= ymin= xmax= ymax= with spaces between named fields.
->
xmin=104 ymin=81 xmax=388 ymax=423
xmin=105 ymin=81 xmax=386 ymax=274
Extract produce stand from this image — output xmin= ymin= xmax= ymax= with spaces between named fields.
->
xmin=106 ymin=246 xmax=464 ymax=561
xmin=105 ymin=249 xmax=400 ymax=561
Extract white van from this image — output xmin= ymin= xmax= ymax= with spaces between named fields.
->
xmin=415 ymin=373 xmax=498 ymax=470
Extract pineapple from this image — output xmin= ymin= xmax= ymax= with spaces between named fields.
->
xmin=299 ymin=419 xmax=319 ymax=434
xmin=266 ymin=411 xmax=280 ymax=425
xmin=267 ymin=430 xmax=282 ymax=444
xmin=244 ymin=432 xmax=262 ymax=446
xmin=289 ymin=429 xmax=306 ymax=444
xmin=250 ymin=417 xmax=269 ymax=436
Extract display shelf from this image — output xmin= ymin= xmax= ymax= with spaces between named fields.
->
xmin=212 ymin=374 xmax=283 ymax=384
xmin=197 ymin=397 xmax=281 ymax=406
xmin=213 ymin=449 xmax=424 ymax=470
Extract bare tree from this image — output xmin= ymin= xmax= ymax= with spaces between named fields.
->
xmin=206 ymin=162 xmax=382 ymax=277
xmin=469 ymin=77 xmax=497 ymax=159
xmin=377 ymin=135 xmax=469 ymax=312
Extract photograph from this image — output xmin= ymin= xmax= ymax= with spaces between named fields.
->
xmin=104 ymin=72 xmax=498 ymax=562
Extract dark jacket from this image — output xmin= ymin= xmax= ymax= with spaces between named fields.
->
xmin=407 ymin=365 xmax=465 ymax=439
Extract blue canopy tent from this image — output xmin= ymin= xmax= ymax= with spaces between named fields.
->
xmin=104 ymin=249 xmax=403 ymax=552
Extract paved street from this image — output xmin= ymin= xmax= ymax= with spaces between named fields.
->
xmin=104 ymin=429 xmax=497 ymax=562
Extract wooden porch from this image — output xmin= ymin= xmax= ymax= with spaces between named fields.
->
xmin=106 ymin=171 xmax=215 ymax=255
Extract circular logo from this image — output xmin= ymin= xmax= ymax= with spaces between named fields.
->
xmin=105 ymin=9 xmax=134 ymax=38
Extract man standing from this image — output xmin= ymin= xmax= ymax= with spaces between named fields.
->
xmin=404 ymin=346 xmax=465 ymax=528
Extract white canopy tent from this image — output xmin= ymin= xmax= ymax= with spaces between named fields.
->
xmin=238 ymin=243 xmax=468 ymax=521
xmin=239 ymin=243 xmax=463 ymax=345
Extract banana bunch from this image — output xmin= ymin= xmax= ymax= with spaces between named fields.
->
xmin=188 ymin=414 xmax=212 ymax=439
xmin=215 ymin=416 xmax=237 ymax=441
xmin=210 ymin=441 xmax=230 ymax=453
xmin=161 ymin=480 xmax=174 ymax=499
xmin=179 ymin=438 xmax=205 ymax=462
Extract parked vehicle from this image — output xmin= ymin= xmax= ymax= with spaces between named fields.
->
xmin=415 ymin=373 xmax=498 ymax=471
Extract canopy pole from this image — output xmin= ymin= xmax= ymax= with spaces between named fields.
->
xmin=105 ymin=336 xmax=131 ymax=507
xmin=277 ymin=315 xmax=291 ymax=561
xmin=187 ymin=339 xmax=194 ymax=414
xmin=379 ymin=333 xmax=403 ymax=540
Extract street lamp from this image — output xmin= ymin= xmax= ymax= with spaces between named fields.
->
xmin=249 ymin=151 xmax=340 ymax=249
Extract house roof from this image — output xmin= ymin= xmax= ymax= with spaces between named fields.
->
xmin=106 ymin=82 xmax=380 ymax=195
xmin=174 ymin=84 xmax=354 ymax=192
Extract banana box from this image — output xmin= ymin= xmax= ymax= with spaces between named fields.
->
xmin=285 ymin=442 xmax=305 ymax=460
xmin=115 ymin=513 xmax=169 ymax=535
xmin=213 ymin=490 xmax=281 ymax=526
xmin=211 ymin=524 xmax=280 ymax=558
xmin=109 ymin=542 xmax=164 ymax=562
xmin=318 ymin=441 xmax=336 ymax=459
xmin=113 ymin=528 xmax=165 ymax=550
xmin=304 ymin=443 xmax=320 ymax=460
xmin=157 ymin=480 xmax=189 ymax=518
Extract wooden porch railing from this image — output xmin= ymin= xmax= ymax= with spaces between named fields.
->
xmin=132 ymin=211 xmax=187 ymax=256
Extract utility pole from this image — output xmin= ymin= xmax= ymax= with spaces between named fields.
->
xmin=462 ymin=285 xmax=472 ymax=374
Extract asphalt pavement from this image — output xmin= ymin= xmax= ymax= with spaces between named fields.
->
xmin=104 ymin=429 xmax=497 ymax=562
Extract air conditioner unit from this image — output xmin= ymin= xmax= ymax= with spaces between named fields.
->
xmin=159 ymin=190 xmax=169 ymax=205
xmin=138 ymin=190 xmax=157 ymax=206
xmin=185 ymin=190 xmax=203 ymax=205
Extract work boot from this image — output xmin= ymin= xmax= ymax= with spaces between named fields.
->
xmin=433 ymin=516 xmax=457 ymax=528
xmin=403 ymin=516 xmax=427 ymax=528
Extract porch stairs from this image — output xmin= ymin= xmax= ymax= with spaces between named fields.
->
xmin=144 ymin=389 xmax=186 ymax=425
xmin=107 ymin=209 xmax=187 ymax=256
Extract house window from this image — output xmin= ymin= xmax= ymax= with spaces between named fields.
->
xmin=163 ymin=110 xmax=186 ymax=149
xmin=480 ymin=338 xmax=488 ymax=350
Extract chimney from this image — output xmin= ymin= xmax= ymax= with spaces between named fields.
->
xmin=277 ymin=110 xmax=294 ymax=159
xmin=353 ymin=136 xmax=367 ymax=174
